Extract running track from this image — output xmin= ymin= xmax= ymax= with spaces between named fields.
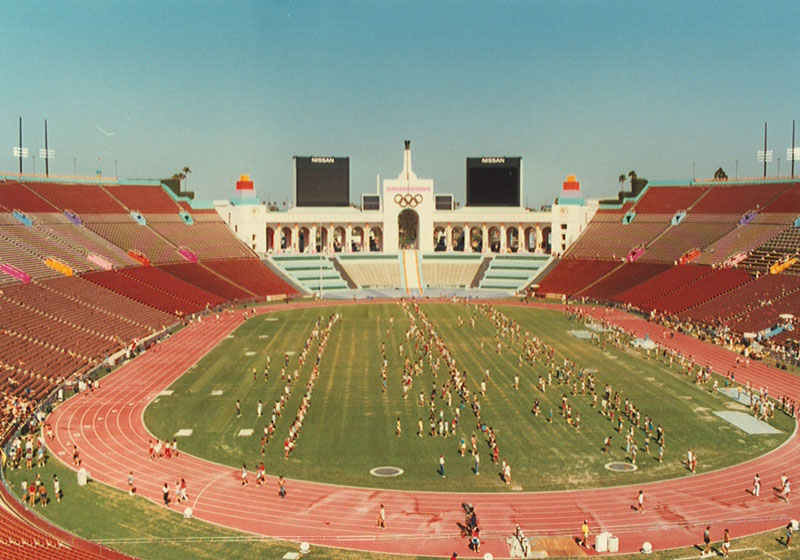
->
xmin=47 ymin=302 xmax=800 ymax=558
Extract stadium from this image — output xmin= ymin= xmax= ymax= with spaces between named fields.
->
xmin=0 ymin=135 xmax=799 ymax=560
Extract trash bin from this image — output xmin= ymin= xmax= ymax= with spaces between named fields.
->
xmin=608 ymin=535 xmax=619 ymax=553
xmin=595 ymin=531 xmax=611 ymax=552
xmin=77 ymin=468 xmax=88 ymax=486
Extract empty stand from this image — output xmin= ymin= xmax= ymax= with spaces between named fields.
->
xmin=148 ymin=215 xmax=254 ymax=260
xmin=82 ymin=215 xmax=180 ymax=264
xmin=689 ymin=182 xmax=791 ymax=214
xmin=535 ymin=259 xmax=621 ymax=297
xmin=577 ymin=262 xmax=671 ymax=301
xmin=478 ymin=254 xmax=552 ymax=291
xmin=760 ymin=182 xmax=800 ymax=213
xmin=0 ymin=181 xmax=58 ymax=212
xmin=611 ymin=264 xmax=714 ymax=308
xmin=22 ymin=181 xmax=127 ymax=214
xmin=270 ymin=255 xmax=348 ymax=292
xmin=336 ymin=254 xmax=402 ymax=288
xmin=104 ymin=185 xmax=181 ymax=214
xmin=203 ymin=258 xmax=298 ymax=297
xmin=563 ymin=221 xmax=669 ymax=260
xmin=156 ymin=262 xmax=256 ymax=300
xmin=421 ymin=253 xmax=483 ymax=289
xmin=641 ymin=267 xmax=752 ymax=314
xmin=632 ymin=185 xmax=708 ymax=214
xmin=638 ymin=215 xmax=738 ymax=264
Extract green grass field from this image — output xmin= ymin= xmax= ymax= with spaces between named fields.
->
xmin=4 ymin=301 xmax=798 ymax=560
xmin=144 ymin=302 xmax=793 ymax=491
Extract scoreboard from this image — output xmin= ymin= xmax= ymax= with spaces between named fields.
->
xmin=466 ymin=157 xmax=521 ymax=207
xmin=294 ymin=156 xmax=350 ymax=207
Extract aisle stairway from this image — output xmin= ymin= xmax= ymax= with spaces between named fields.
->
xmin=402 ymin=250 xmax=423 ymax=296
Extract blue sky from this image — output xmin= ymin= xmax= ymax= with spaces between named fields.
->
xmin=2 ymin=1 xmax=799 ymax=205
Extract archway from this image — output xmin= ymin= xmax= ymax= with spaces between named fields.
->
xmin=352 ymin=226 xmax=365 ymax=252
xmin=266 ymin=227 xmax=276 ymax=253
xmin=451 ymin=227 xmax=465 ymax=252
xmin=298 ymin=226 xmax=311 ymax=253
xmin=316 ymin=227 xmax=328 ymax=253
xmin=506 ymin=226 xmax=519 ymax=253
xmin=369 ymin=227 xmax=383 ymax=252
xmin=333 ymin=227 xmax=346 ymax=252
xmin=433 ymin=226 xmax=446 ymax=251
xmin=281 ymin=227 xmax=293 ymax=251
xmin=469 ymin=226 xmax=483 ymax=253
xmin=398 ymin=209 xmax=419 ymax=250
xmin=488 ymin=227 xmax=501 ymax=253
xmin=541 ymin=226 xmax=552 ymax=254
xmin=524 ymin=227 xmax=536 ymax=253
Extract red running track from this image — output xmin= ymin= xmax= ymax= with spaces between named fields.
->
xmin=47 ymin=302 xmax=800 ymax=558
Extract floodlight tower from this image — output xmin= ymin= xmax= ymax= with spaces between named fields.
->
xmin=40 ymin=119 xmax=55 ymax=177
xmin=788 ymin=120 xmax=799 ymax=178
xmin=757 ymin=122 xmax=773 ymax=178
xmin=13 ymin=117 xmax=28 ymax=173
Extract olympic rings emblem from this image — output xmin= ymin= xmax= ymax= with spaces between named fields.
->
xmin=394 ymin=193 xmax=423 ymax=208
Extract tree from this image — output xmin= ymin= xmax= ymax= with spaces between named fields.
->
xmin=182 ymin=166 xmax=191 ymax=190
xmin=628 ymin=170 xmax=638 ymax=183
xmin=618 ymin=174 xmax=626 ymax=192
xmin=714 ymin=167 xmax=728 ymax=180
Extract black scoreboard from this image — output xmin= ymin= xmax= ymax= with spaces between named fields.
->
xmin=466 ymin=157 xmax=521 ymax=207
xmin=294 ymin=156 xmax=349 ymax=207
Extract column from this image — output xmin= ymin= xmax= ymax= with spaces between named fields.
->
xmin=518 ymin=223 xmax=525 ymax=252
xmin=292 ymin=224 xmax=299 ymax=253
xmin=464 ymin=224 xmax=470 ymax=253
xmin=310 ymin=225 xmax=317 ymax=254
xmin=345 ymin=224 xmax=352 ymax=253
xmin=536 ymin=225 xmax=543 ymax=253
xmin=499 ymin=225 xmax=506 ymax=253
xmin=365 ymin=224 xmax=371 ymax=252
xmin=445 ymin=224 xmax=452 ymax=252
xmin=481 ymin=224 xmax=489 ymax=254
xmin=274 ymin=225 xmax=281 ymax=254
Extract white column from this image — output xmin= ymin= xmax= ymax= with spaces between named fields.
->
xmin=536 ymin=225 xmax=543 ymax=253
xmin=482 ymin=225 xmax=489 ymax=254
xmin=445 ymin=224 xmax=452 ymax=252
xmin=365 ymin=224 xmax=371 ymax=252
xmin=500 ymin=225 xmax=507 ymax=253
xmin=464 ymin=224 xmax=470 ymax=252
xmin=274 ymin=225 xmax=281 ymax=254
xmin=328 ymin=224 xmax=335 ymax=253
xmin=518 ymin=223 xmax=524 ymax=252
xmin=310 ymin=225 xmax=317 ymax=254
xmin=345 ymin=224 xmax=352 ymax=253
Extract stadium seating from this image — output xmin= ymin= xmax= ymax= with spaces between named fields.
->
xmin=104 ymin=185 xmax=181 ymax=214
xmin=270 ymin=255 xmax=348 ymax=292
xmin=640 ymin=267 xmax=752 ymax=314
xmin=120 ymin=266 xmax=225 ymax=308
xmin=562 ymin=221 xmax=669 ymax=260
xmin=82 ymin=270 xmax=200 ymax=315
xmin=337 ymin=254 xmax=402 ymax=289
xmin=82 ymin=215 xmax=181 ymax=264
xmin=688 ymin=182 xmax=791 ymax=214
xmin=156 ymin=262 xmax=256 ymax=300
xmin=638 ymin=215 xmax=738 ymax=264
xmin=683 ymin=274 xmax=800 ymax=326
xmin=535 ymin=259 xmax=621 ymax=297
xmin=611 ymin=264 xmax=714 ymax=308
xmin=421 ymin=253 xmax=484 ymax=289
xmin=631 ymin=185 xmax=708 ymax=214
xmin=740 ymin=225 xmax=800 ymax=275
xmin=478 ymin=254 xmax=552 ymax=291
xmin=0 ymin=181 xmax=58 ymax=213
xmin=22 ymin=182 xmax=127 ymax=214
xmin=762 ymin=182 xmax=800 ymax=213
xmin=694 ymin=222 xmax=789 ymax=265
xmin=203 ymin=258 xmax=298 ymax=297
xmin=0 ymin=234 xmax=62 ymax=283
xmin=577 ymin=262 xmax=671 ymax=301
xmin=147 ymin=215 xmax=255 ymax=260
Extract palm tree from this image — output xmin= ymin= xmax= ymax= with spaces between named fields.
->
xmin=182 ymin=166 xmax=191 ymax=190
xmin=618 ymin=174 xmax=626 ymax=191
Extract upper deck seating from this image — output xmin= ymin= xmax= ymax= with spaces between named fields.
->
xmin=0 ymin=181 xmax=58 ymax=212
xmin=632 ymin=185 xmax=708 ymax=214
xmin=23 ymin=182 xmax=127 ymax=213
xmin=535 ymin=259 xmax=621 ymax=296
xmin=104 ymin=185 xmax=181 ymax=214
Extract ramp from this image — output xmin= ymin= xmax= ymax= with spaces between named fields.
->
xmin=402 ymin=249 xmax=424 ymax=296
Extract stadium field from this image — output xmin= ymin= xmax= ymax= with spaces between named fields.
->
xmin=144 ymin=302 xmax=793 ymax=492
